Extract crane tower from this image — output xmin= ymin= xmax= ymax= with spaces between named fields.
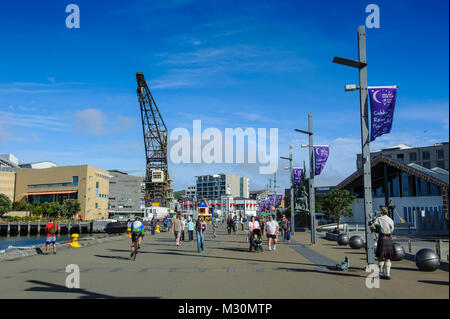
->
xmin=136 ymin=72 xmax=171 ymax=208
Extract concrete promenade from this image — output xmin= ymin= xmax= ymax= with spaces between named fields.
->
xmin=0 ymin=224 xmax=448 ymax=299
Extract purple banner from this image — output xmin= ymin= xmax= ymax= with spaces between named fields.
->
xmin=369 ymin=87 xmax=397 ymax=142
xmin=258 ymin=200 xmax=266 ymax=212
xmin=275 ymin=194 xmax=283 ymax=207
xmin=293 ymin=168 xmax=303 ymax=187
xmin=314 ymin=146 xmax=329 ymax=176
xmin=258 ymin=200 xmax=267 ymax=212
xmin=268 ymin=194 xmax=275 ymax=208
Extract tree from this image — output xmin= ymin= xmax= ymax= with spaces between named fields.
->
xmin=63 ymin=199 xmax=81 ymax=220
xmin=12 ymin=201 xmax=27 ymax=211
xmin=0 ymin=193 xmax=12 ymax=217
xmin=41 ymin=202 xmax=58 ymax=217
xmin=51 ymin=202 xmax=63 ymax=218
xmin=320 ymin=189 xmax=356 ymax=230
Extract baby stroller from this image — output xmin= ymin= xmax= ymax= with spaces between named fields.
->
xmin=251 ymin=229 xmax=263 ymax=252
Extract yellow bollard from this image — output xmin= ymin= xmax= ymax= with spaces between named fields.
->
xmin=70 ymin=233 xmax=80 ymax=248
xmin=156 ymin=225 xmax=160 ymax=233
xmin=127 ymin=228 xmax=132 ymax=238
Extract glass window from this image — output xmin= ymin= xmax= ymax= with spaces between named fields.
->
xmin=401 ymin=173 xmax=410 ymax=197
xmin=391 ymin=176 xmax=400 ymax=197
xmin=423 ymin=151 xmax=430 ymax=161
xmin=429 ymin=184 xmax=439 ymax=196
xmin=423 ymin=162 xmax=431 ymax=169
xmin=397 ymin=154 xmax=404 ymax=162
xmin=437 ymin=161 xmax=445 ymax=169
xmin=72 ymin=176 xmax=79 ymax=186
xmin=436 ymin=149 xmax=444 ymax=159
xmin=95 ymin=203 xmax=98 ymax=208
xmin=409 ymin=152 xmax=417 ymax=161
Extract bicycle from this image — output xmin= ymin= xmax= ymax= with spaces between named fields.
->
xmin=131 ymin=232 xmax=141 ymax=261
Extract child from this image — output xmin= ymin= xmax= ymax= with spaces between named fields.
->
xmin=286 ymin=229 xmax=291 ymax=244
xmin=212 ymin=218 xmax=217 ymax=238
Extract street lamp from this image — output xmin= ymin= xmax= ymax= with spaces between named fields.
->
xmin=333 ymin=25 xmax=375 ymax=267
xmin=280 ymin=144 xmax=295 ymax=236
xmin=295 ymin=112 xmax=316 ymax=245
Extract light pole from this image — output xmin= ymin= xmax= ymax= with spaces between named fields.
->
xmin=295 ymin=111 xmax=316 ymax=244
xmin=333 ymin=25 xmax=375 ymax=266
xmin=281 ymin=144 xmax=295 ymax=236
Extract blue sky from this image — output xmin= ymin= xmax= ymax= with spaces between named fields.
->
xmin=0 ymin=0 xmax=448 ymax=192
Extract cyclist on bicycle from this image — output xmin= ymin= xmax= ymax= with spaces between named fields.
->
xmin=130 ymin=217 xmax=144 ymax=257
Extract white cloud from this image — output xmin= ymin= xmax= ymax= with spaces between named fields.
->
xmin=75 ymin=108 xmax=106 ymax=135
xmin=0 ymin=111 xmax=66 ymax=131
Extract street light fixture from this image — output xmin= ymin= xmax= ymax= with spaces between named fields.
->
xmin=345 ymin=84 xmax=360 ymax=92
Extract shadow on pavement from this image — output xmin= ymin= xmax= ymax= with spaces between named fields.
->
xmin=25 ymin=280 xmax=160 ymax=299
xmin=417 ymin=280 xmax=448 ymax=286
xmin=128 ymin=249 xmax=336 ymax=269
xmin=94 ymin=254 xmax=131 ymax=260
xmin=391 ymin=266 xmax=422 ymax=272
xmin=276 ymin=267 xmax=363 ymax=278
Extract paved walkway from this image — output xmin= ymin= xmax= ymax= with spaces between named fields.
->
xmin=0 ymin=224 xmax=448 ymax=299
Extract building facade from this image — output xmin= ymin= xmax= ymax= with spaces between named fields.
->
xmin=0 ymin=168 xmax=16 ymax=202
xmin=338 ymin=156 xmax=449 ymax=235
xmin=185 ymin=186 xmax=196 ymax=200
xmin=357 ymin=142 xmax=449 ymax=170
xmin=14 ymin=165 xmax=112 ymax=220
xmin=107 ymin=170 xmax=145 ymax=219
xmin=195 ymin=174 xmax=249 ymax=200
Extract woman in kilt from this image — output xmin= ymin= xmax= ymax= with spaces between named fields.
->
xmin=371 ymin=206 xmax=396 ymax=280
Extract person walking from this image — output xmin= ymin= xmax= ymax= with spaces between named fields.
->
xmin=281 ymin=215 xmax=290 ymax=242
xmin=195 ymin=216 xmax=207 ymax=252
xmin=265 ymin=214 xmax=279 ymax=251
xmin=227 ymin=214 xmax=232 ymax=234
xmin=248 ymin=216 xmax=260 ymax=252
xmin=232 ymin=215 xmax=239 ymax=235
xmin=44 ymin=217 xmax=58 ymax=255
xmin=260 ymin=215 xmax=266 ymax=237
xmin=181 ymin=217 xmax=186 ymax=241
xmin=371 ymin=206 xmax=396 ymax=280
xmin=150 ymin=217 xmax=156 ymax=235
xmin=171 ymin=214 xmax=183 ymax=246
xmin=187 ymin=217 xmax=195 ymax=241
xmin=212 ymin=217 xmax=217 ymax=238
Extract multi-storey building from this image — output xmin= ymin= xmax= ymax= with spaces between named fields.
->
xmin=107 ymin=170 xmax=145 ymax=219
xmin=185 ymin=186 xmax=196 ymax=200
xmin=14 ymin=165 xmax=112 ymax=220
xmin=356 ymin=142 xmax=449 ymax=170
xmin=195 ymin=174 xmax=249 ymax=201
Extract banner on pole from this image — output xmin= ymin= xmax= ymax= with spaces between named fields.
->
xmin=314 ymin=146 xmax=329 ymax=176
xmin=268 ymin=194 xmax=275 ymax=208
xmin=293 ymin=168 xmax=303 ymax=187
xmin=368 ymin=87 xmax=397 ymax=142
xmin=275 ymin=194 xmax=283 ymax=207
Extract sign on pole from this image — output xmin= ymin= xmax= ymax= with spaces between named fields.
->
xmin=368 ymin=87 xmax=397 ymax=141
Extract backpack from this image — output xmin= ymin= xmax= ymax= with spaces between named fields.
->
xmin=48 ymin=223 xmax=57 ymax=235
